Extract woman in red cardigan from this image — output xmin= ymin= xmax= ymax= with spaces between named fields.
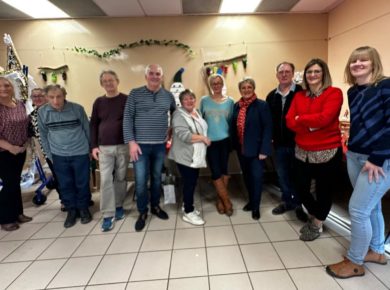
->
xmin=286 ymin=58 xmax=343 ymax=241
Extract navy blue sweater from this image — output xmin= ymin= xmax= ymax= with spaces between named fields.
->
xmin=348 ymin=78 xmax=390 ymax=166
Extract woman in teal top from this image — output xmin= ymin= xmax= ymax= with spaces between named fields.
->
xmin=199 ymin=74 xmax=235 ymax=216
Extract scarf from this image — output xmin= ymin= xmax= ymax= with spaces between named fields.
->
xmin=237 ymin=94 xmax=257 ymax=146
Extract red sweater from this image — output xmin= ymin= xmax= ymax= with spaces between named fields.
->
xmin=286 ymin=86 xmax=343 ymax=151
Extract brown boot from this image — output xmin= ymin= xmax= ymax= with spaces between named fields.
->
xmin=213 ymin=178 xmax=233 ymax=216
xmin=216 ymin=197 xmax=225 ymax=214
xmin=326 ymin=258 xmax=365 ymax=279
xmin=364 ymin=249 xmax=387 ymax=265
xmin=222 ymin=175 xmax=231 ymax=189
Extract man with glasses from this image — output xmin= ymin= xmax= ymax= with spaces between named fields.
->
xmin=90 ymin=70 xmax=129 ymax=232
xmin=266 ymin=62 xmax=307 ymax=222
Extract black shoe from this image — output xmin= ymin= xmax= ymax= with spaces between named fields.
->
xmin=79 ymin=209 xmax=92 ymax=224
xmin=252 ymin=209 xmax=260 ymax=220
xmin=272 ymin=203 xmax=287 ymax=215
xmin=135 ymin=213 xmax=148 ymax=232
xmin=151 ymin=206 xmax=169 ymax=220
xmin=64 ymin=209 xmax=77 ymax=228
xmin=295 ymin=206 xmax=309 ymax=223
xmin=243 ymin=202 xmax=252 ymax=212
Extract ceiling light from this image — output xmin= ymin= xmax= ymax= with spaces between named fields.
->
xmin=219 ymin=0 xmax=262 ymax=14
xmin=2 ymin=0 xmax=70 ymax=19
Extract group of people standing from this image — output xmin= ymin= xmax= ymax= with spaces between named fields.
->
xmin=0 ymin=46 xmax=389 ymax=280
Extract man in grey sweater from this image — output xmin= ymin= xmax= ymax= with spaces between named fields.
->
xmin=38 ymin=85 xmax=92 ymax=228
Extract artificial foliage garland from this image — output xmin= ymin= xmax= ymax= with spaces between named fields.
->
xmin=72 ymin=39 xmax=194 ymax=59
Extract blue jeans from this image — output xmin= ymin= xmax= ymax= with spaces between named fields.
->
xmin=238 ymin=154 xmax=264 ymax=210
xmin=52 ymin=154 xmax=91 ymax=210
xmin=133 ymin=143 xmax=166 ymax=214
xmin=177 ymin=163 xmax=199 ymax=213
xmin=346 ymin=151 xmax=390 ymax=265
xmin=275 ymin=146 xmax=299 ymax=208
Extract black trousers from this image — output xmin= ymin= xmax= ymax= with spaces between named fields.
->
xmin=206 ymin=137 xmax=230 ymax=180
xmin=0 ymin=151 xmax=26 ymax=224
xmin=177 ymin=163 xmax=199 ymax=214
xmin=294 ymin=148 xmax=342 ymax=221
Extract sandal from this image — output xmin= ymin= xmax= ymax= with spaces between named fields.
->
xmin=1 ymin=223 xmax=19 ymax=231
xmin=364 ymin=249 xmax=387 ymax=265
xmin=326 ymin=258 xmax=365 ymax=279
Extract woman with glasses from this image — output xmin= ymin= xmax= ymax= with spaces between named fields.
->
xmin=286 ymin=58 xmax=343 ymax=241
xmin=326 ymin=46 xmax=390 ymax=278
xmin=200 ymin=74 xmax=234 ymax=216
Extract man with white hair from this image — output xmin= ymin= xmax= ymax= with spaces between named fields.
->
xmin=123 ymin=64 xmax=176 ymax=231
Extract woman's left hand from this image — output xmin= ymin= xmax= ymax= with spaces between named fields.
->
xmin=362 ymin=161 xmax=386 ymax=183
xmin=258 ymin=154 xmax=267 ymax=160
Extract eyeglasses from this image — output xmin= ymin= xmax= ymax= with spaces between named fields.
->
xmin=306 ymin=70 xmax=322 ymax=75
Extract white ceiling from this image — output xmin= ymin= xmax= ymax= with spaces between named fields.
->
xmin=0 ymin=0 xmax=344 ymax=19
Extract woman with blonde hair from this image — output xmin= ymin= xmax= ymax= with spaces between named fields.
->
xmin=200 ymin=74 xmax=234 ymax=216
xmin=0 ymin=76 xmax=32 ymax=231
xmin=327 ymin=46 xmax=390 ymax=278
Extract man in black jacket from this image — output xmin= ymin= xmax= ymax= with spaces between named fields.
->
xmin=266 ymin=62 xmax=307 ymax=222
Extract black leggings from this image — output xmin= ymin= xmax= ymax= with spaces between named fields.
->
xmin=0 ymin=151 xmax=26 ymax=224
xmin=206 ymin=138 xmax=230 ymax=180
xmin=294 ymin=148 xmax=342 ymax=221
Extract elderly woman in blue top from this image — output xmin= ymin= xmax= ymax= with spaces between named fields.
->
xmin=231 ymin=78 xmax=272 ymax=220
xmin=169 ymin=89 xmax=210 ymax=225
xmin=38 ymin=85 xmax=92 ymax=229
xmin=200 ymin=74 xmax=234 ymax=216
xmin=327 ymin=46 xmax=390 ymax=279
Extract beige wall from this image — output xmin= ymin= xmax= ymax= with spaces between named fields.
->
xmin=328 ymin=0 xmax=390 ymax=112
xmin=0 ymin=14 xmax=328 ymax=114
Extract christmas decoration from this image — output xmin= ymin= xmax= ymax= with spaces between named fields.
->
xmin=38 ymin=65 xmax=69 ymax=83
xmin=170 ymin=68 xmax=185 ymax=107
xmin=51 ymin=72 xmax=57 ymax=83
xmin=1 ymin=33 xmax=37 ymax=109
xmin=72 ymin=39 xmax=194 ymax=59
xmin=203 ymin=54 xmax=247 ymax=78
xmin=242 ymin=57 xmax=247 ymax=70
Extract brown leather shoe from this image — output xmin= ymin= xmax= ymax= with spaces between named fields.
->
xmin=18 ymin=214 xmax=33 ymax=223
xmin=1 ymin=223 xmax=19 ymax=231
xmin=326 ymin=258 xmax=365 ymax=279
xmin=364 ymin=249 xmax=387 ymax=265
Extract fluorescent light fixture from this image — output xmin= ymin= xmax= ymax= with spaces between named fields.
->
xmin=220 ymin=0 xmax=262 ymax=14
xmin=2 ymin=0 xmax=70 ymax=19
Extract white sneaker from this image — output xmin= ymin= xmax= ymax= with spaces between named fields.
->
xmin=181 ymin=204 xmax=200 ymax=215
xmin=182 ymin=211 xmax=205 ymax=226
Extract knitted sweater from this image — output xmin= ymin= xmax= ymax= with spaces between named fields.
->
xmin=285 ymin=86 xmax=343 ymax=151
xmin=347 ymin=78 xmax=390 ymax=166
xmin=123 ymin=86 xmax=176 ymax=144
xmin=90 ymin=93 xmax=127 ymax=148
xmin=38 ymin=101 xmax=90 ymax=160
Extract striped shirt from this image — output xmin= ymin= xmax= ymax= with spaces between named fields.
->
xmin=123 ymin=86 xmax=176 ymax=144
xmin=348 ymin=78 xmax=390 ymax=166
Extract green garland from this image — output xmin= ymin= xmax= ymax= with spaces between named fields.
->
xmin=72 ymin=39 xmax=194 ymax=59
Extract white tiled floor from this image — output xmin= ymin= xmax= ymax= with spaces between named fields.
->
xmin=1 ymin=176 xmax=389 ymax=290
